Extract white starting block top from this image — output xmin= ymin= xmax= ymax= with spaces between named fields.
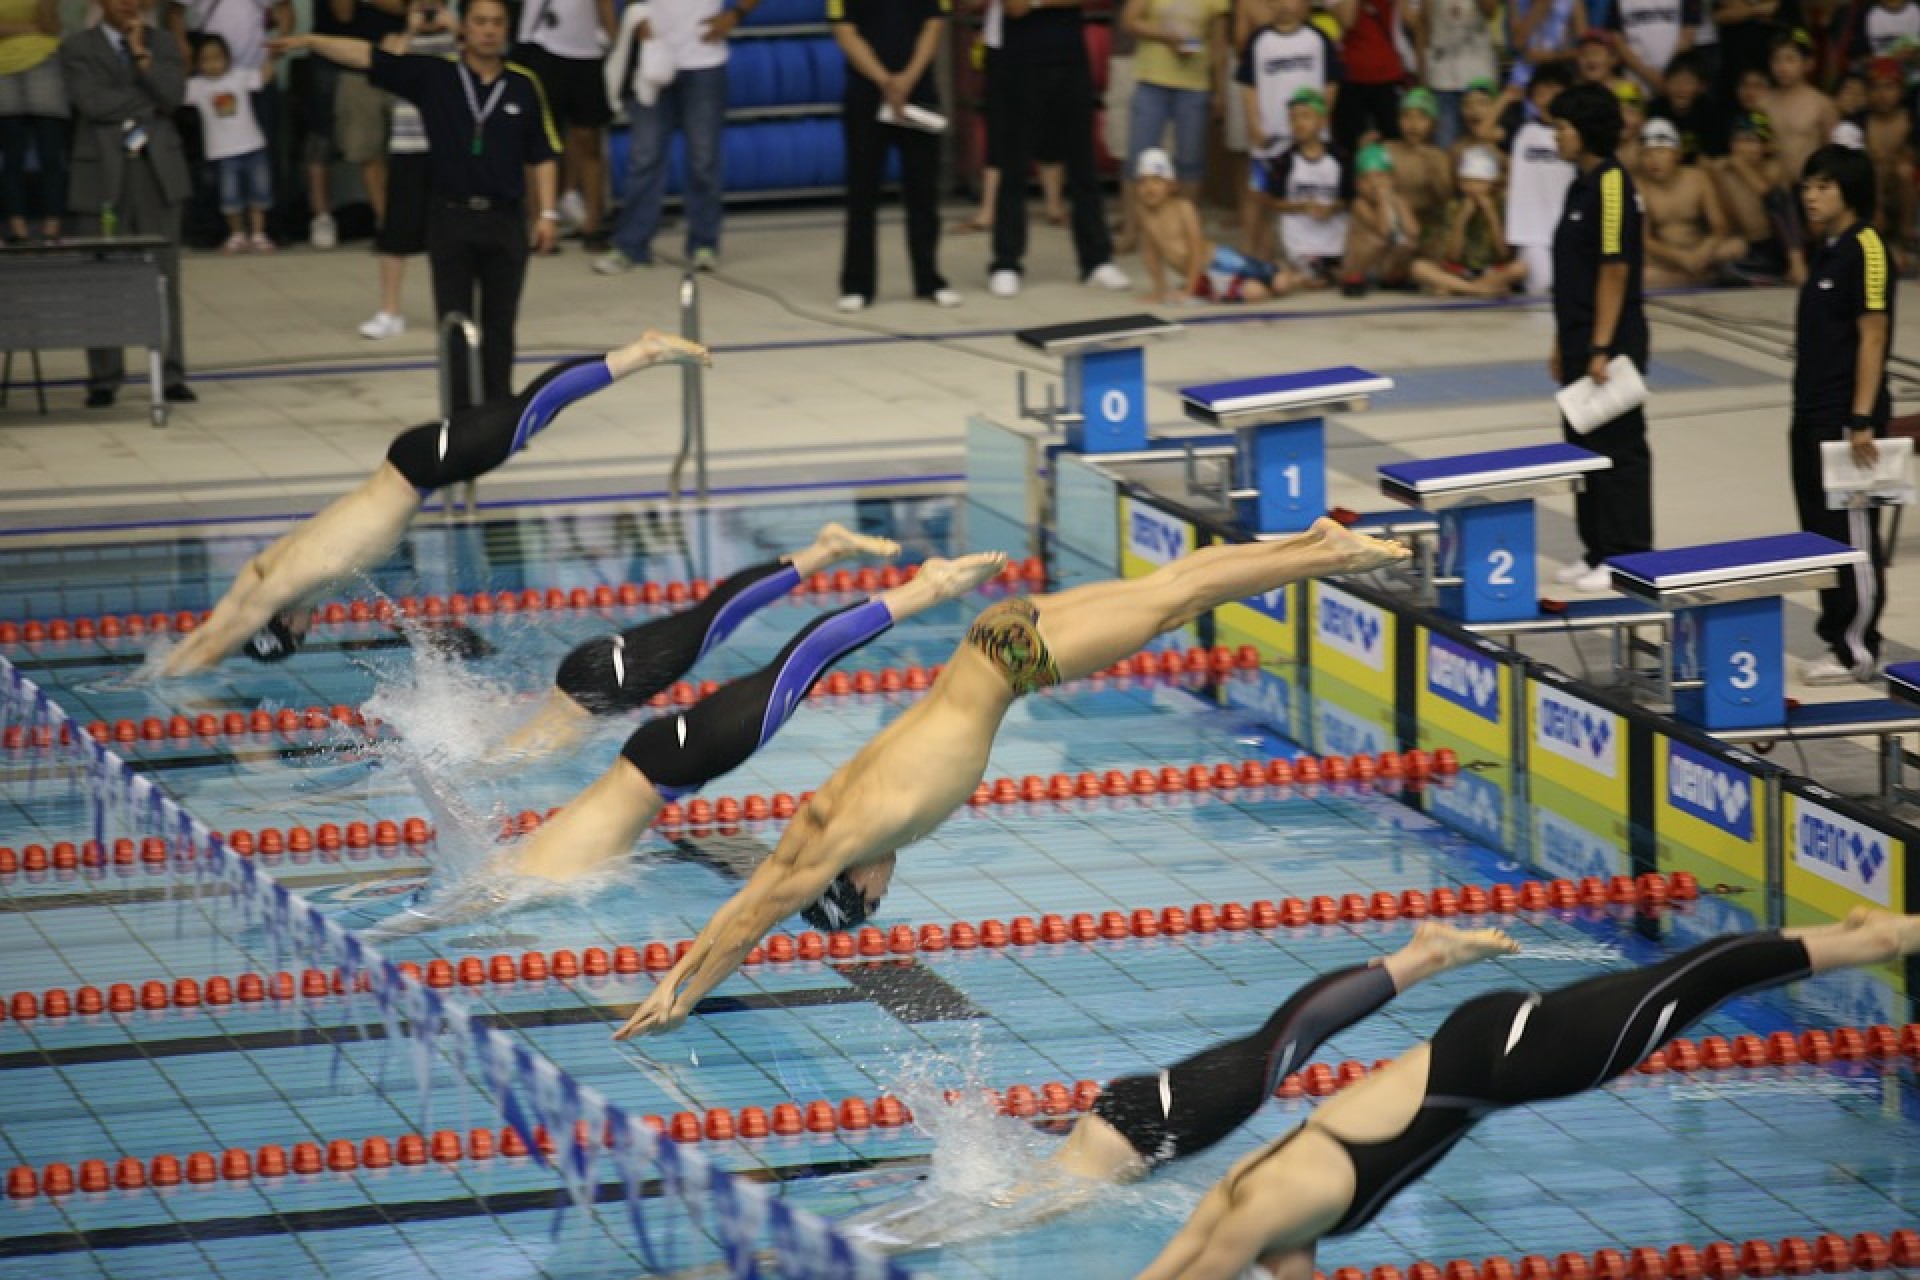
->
xmin=1013 ymin=313 xmax=1186 ymax=357
xmin=1379 ymin=443 xmax=1610 ymax=510
xmin=1181 ymin=367 xmax=1394 ymax=427
xmin=1608 ymin=532 xmax=1866 ymax=607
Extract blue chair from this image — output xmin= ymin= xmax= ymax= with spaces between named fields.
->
xmin=810 ymin=38 xmax=845 ymax=103
xmin=724 ymin=128 xmax=761 ymax=192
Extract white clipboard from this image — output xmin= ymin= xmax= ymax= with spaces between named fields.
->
xmin=1822 ymin=437 xmax=1915 ymax=508
xmin=878 ymin=103 xmax=947 ymax=133
xmin=1554 ymin=356 xmax=1649 ymax=434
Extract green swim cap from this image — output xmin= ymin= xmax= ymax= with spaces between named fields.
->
xmin=1357 ymin=143 xmax=1393 ymax=173
xmin=1464 ymin=76 xmax=1498 ymax=96
xmin=1401 ymin=86 xmax=1438 ymax=117
xmin=1289 ymin=86 xmax=1328 ymax=112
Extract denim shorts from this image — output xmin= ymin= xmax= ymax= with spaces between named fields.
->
xmin=1127 ymin=81 xmax=1209 ymax=183
xmin=217 ymin=148 xmax=273 ymax=213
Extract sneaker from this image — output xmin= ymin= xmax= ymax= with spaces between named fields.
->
xmin=989 ymin=269 xmax=1021 ymax=298
xmin=310 ymin=212 xmax=337 ymax=250
xmin=593 ymin=248 xmax=644 ymax=274
xmin=928 ymin=287 xmax=963 ymax=308
xmin=1572 ymin=565 xmax=1613 ymax=593
xmin=837 ymin=293 xmax=868 ymax=313
xmin=358 ymin=311 xmax=406 ymax=340
xmin=221 ymin=232 xmax=248 ymax=254
xmin=1552 ymin=561 xmax=1591 ymax=585
xmin=1083 ymin=262 xmax=1131 ymax=290
xmin=692 ymin=247 xmax=717 ymax=272
xmin=557 ymin=190 xmax=586 ymax=235
xmin=1802 ymin=656 xmax=1878 ymax=685
xmin=249 ymin=232 xmax=274 ymax=253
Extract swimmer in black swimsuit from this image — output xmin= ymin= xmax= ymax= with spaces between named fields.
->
xmin=160 ymin=331 xmax=709 ymax=676
xmin=490 ymin=523 xmax=907 ymax=761
xmin=613 ymin=518 xmax=1412 ymax=1040
xmin=1137 ymin=909 xmax=1920 ymax=1280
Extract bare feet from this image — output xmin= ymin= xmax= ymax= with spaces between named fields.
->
xmin=1314 ymin=516 xmax=1412 ymax=575
xmin=912 ymin=551 xmax=1008 ymax=602
xmin=1412 ymin=921 xmax=1521 ymax=969
xmin=607 ymin=330 xmax=711 ymax=378
xmin=1844 ymin=906 xmax=1920 ymax=954
xmin=812 ymin=521 xmax=901 ymax=564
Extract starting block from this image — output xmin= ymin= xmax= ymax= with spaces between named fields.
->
xmin=1014 ymin=314 xmax=1185 ymax=453
xmin=1379 ymin=443 xmax=1612 ymax=624
xmin=1179 ymin=366 xmax=1394 ymax=533
xmin=1610 ymin=533 xmax=1866 ymax=732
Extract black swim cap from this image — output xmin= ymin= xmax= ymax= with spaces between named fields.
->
xmin=800 ymin=873 xmax=874 ymax=933
xmin=242 ymin=616 xmax=301 ymax=663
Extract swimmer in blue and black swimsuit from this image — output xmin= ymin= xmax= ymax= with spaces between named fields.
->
xmin=161 ymin=331 xmax=709 ymax=675
xmin=1138 ymin=912 xmax=1920 ymax=1280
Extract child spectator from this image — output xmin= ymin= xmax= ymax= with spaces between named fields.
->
xmin=1410 ymin=144 xmax=1532 ymax=291
xmin=1713 ymin=109 xmax=1804 ymax=279
xmin=1765 ymin=29 xmax=1838 ymax=182
xmin=1413 ymin=0 xmax=1499 ymax=145
xmin=1735 ymin=65 xmax=1769 ymax=114
xmin=184 ymin=34 xmax=273 ymax=252
xmin=1341 ymin=142 xmax=1418 ymax=290
xmin=1237 ymin=0 xmax=1342 ymax=259
xmin=1387 ymin=86 xmax=1454 ymax=259
xmin=1576 ymin=26 xmax=1624 ymax=82
xmin=1834 ymin=67 xmax=1869 ymax=119
xmin=358 ymin=0 xmax=457 ymax=339
xmin=1850 ymin=0 xmax=1920 ymax=59
xmin=1454 ymin=76 xmax=1512 ymax=167
xmin=1863 ymin=55 xmax=1914 ymax=249
xmin=1606 ymin=0 xmax=1701 ymax=92
xmin=1615 ymin=77 xmax=1648 ymax=171
xmin=1134 ymin=146 xmax=1285 ymax=300
xmin=1639 ymin=116 xmax=1747 ymax=283
xmin=1505 ymin=58 xmax=1576 ymax=291
xmin=1511 ymin=0 xmax=1587 ymax=82
xmin=1260 ymin=86 xmax=1352 ymax=285
xmin=1649 ymin=49 xmax=1729 ymax=157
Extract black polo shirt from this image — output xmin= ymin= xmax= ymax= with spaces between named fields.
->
xmin=828 ymin=0 xmax=947 ymax=106
xmin=1794 ymin=221 xmax=1894 ymax=424
xmin=1551 ymin=154 xmax=1648 ymax=357
xmin=369 ymin=49 xmax=561 ymax=203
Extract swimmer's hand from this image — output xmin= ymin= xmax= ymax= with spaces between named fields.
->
xmin=612 ymin=982 xmax=688 ymax=1039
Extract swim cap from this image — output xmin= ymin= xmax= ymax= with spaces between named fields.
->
xmin=1868 ymin=55 xmax=1904 ymax=82
xmin=801 ymin=872 xmax=875 ymax=932
xmin=1401 ymin=86 xmax=1438 ymax=117
xmin=1357 ymin=142 xmax=1393 ymax=173
xmin=1731 ymin=110 xmax=1772 ymax=141
xmin=1307 ymin=11 xmax=1341 ymax=41
xmin=1640 ymin=117 xmax=1681 ymax=150
xmin=1457 ymin=144 xmax=1501 ymax=182
xmin=1464 ymin=76 xmax=1498 ymax=97
xmin=242 ymin=616 xmax=301 ymax=663
xmin=1831 ymin=120 xmax=1867 ymax=150
xmin=1135 ymin=146 xmax=1176 ymax=181
xmin=1288 ymin=86 xmax=1328 ymax=112
xmin=1610 ymin=78 xmax=1644 ymax=108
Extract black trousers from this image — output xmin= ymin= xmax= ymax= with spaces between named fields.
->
xmin=840 ymin=98 xmax=945 ymax=300
xmin=1790 ymin=414 xmax=1889 ymax=667
xmin=1331 ymin=80 xmax=1403 ymax=155
xmin=427 ymin=202 xmax=530 ymax=403
xmin=989 ymin=54 xmax=1111 ymax=277
xmin=71 ymin=156 xmax=186 ymax=393
xmin=1558 ymin=341 xmax=1654 ymax=565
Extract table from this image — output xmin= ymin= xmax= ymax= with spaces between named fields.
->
xmin=0 ymin=236 xmax=174 ymax=427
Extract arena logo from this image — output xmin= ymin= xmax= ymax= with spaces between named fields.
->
xmin=1427 ymin=770 xmax=1505 ymax=847
xmin=1243 ymin=586 xmax=1289 ymax=624
xmin=1314 ymin=588 xmax=1385 ymax=671
xmin=1794 ymin=799 xmax=1893 ymax=907
xmin=1665 ymin=741 xmax=1753 ymax=840
xmin=1127 ymin=504 xmax=1188 ymax=566
xmin=1315 ymin=700 xmax=1393 ymax=759
xmin=1532 ymin=684 xmax=1617 ymax=778
xmin=1426 ymin=633 xmax=1500 ymax=723
xmin=1532 ymin=806 xmax=1629 ymax=883
xmin=1229 ymin=668 xmax=1294 ymax=735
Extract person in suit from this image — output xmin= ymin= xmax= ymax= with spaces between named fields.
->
xmin=61 ymin=0 xmax=194 ymax=407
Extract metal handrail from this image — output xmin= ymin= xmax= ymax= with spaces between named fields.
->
xmin=669 ymin=272 xmax=708 ymax=499
xmin=437 ymin=311 xmax=484 ymax=517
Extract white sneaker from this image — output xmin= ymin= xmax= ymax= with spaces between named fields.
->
xmin=989 ymin=269 xmax=1021 ymax=298
xmin=358 ymin=311 xmax=406 ymax=340
xmin=1802 ymin=656 xmax=1878 ymax=685
xmin=221 ymin=231 xmax=248 ymax=254
xmin=1084 ymin=262 xmax=1131 ymax=290
xmin=593 ymin=249 xmax=641 ymax=274
xmin=310 ymin=212 xmax=337 ymax=250
xmin=929 ymin=287 xmax=963 ymax=308
xmin=557 ymin=189 xmax=586 ymax=235
xmin=1552 ymin=561 xmax=1591 ymax=584
xmin=1572 ymin=565 xmax=1613 ymax=593
xmin=837 ymin=293 xmax=867 ymax=313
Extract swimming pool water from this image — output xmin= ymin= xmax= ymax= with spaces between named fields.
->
xmin=2 ymin=494 xmax=1916 ymax=1280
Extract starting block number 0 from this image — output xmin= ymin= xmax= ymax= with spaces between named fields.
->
xmin=1100 ymin=389 xmax=1130 ymax=424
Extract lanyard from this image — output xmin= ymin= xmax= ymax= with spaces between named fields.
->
xmin=457 ymin=61 xmax=509 ymax=155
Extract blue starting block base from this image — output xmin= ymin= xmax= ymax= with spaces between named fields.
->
xmin=1611 ymin=532 xmax=1867 ymax=732
xmin=1180 ymin=367 xmax=1393 ymax=534
xmin=1014 ymin=314 xmax=1186 ymax=453
xmin=1378 ymin=443 xmax=1611 ymax=625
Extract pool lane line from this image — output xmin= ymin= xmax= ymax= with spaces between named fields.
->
xmin=1 ymin=871 xmax=1708 ymax=1024
xmin=7 ymin=1025 xmax=1915 ymax=1209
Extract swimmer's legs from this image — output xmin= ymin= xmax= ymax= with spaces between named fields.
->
xmin=1028 ymin=517 xmax=1409 ymax=681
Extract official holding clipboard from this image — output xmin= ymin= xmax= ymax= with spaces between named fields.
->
xmin=1547 ymin=81 xmax=1652 ymax=596
xmin=1791 ymin=143 xmax=1894 ymax=686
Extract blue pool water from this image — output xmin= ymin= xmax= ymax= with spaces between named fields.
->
xmin=1 ymin=494 xmax=1916 ymax=1280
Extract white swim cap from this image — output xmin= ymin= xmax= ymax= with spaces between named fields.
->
xmin=1830 ymin=120 xmax=1866 ymax=150
xmin=1135 ymin=147 xmax=1176 ymax=181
